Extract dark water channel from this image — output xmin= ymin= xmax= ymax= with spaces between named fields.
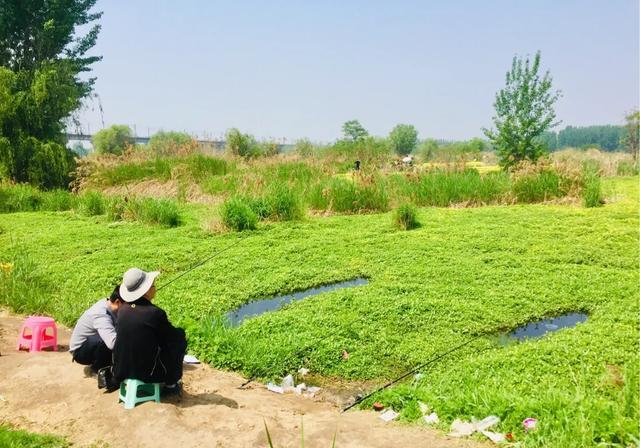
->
xmin=225 ymin=278 xmax=368 ymax=327
xmin=502 ymin=312 xmax=588 ymax=343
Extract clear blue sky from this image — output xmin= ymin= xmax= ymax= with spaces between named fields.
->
xmin=78 ymin=0 xmax=639 ymax=142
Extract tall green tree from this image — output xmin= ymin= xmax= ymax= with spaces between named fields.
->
xmin=0 ymin=0 xmax=102 ymax=188
xmin=341 ymin=120 xmax=368 ymax=143
xmin=388 ymin=124 xmax=418 ymax=156
xmin=92 ymin=125 xmax=133 ymax=155
xmin=622 ymin=110 xmax=639 ymax=162
xmin=483 ymin=51 xmax=561 ymax=169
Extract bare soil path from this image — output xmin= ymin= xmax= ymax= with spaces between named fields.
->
xmin=0 ymin=311 xmax=483 ymax=447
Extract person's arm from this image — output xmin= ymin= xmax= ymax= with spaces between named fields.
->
xmin=94 ymin=309 xmax=117 ymax=350
xmin=154 ymin=307 xmax=183 ymax=346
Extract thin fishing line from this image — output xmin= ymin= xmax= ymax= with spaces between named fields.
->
xmin=341 ymin=333 xmax=486 ymax=412
xmin=156 ymin=236 xmax=245 ymax=291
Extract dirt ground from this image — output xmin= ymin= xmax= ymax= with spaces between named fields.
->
xmin=0 ymin=310 xmax=484 ymax=447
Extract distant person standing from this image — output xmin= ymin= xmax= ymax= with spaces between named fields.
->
xmin=69 ymin=286 xmax=122 ymax=391
xmin=113 ymin=268 xmax=187 ymax=395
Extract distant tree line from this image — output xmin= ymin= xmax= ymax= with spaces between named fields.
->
xmin=539 ymin=125 xmax=626 ymax=151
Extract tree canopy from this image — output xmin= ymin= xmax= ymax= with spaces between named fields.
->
xmin=0 ymin=0 xmax=102 ymax=188
xmin=341 ymin=120 xmax=368 ymax=143
xmin=388 ymin=124 xmax=418 ymax=156
xmin=483 ymin=51 xmax=561 ymax=168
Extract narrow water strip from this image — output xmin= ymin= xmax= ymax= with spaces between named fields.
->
xmin=225 ymin=277 xmax=369 ymax=327
xmin=503 ymin=312 xmax=588 ymax=342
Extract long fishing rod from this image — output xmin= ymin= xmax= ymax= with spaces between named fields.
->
xmin=156 ymin=236 xmax=245 ymax=292
xmin=341 ymin=332 xmax=486 ymax=413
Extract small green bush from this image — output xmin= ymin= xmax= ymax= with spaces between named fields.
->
xmin=582 ymin=172 xmax=604 ymax=208
xmin=78 ymin=191 xmax=105 ymax=216
xmin=185 ymin=154 xmax=228 ymax=181
xmin=148 ymin=131 xmax=193 ymax=155
xmin=0 ymin=183 xmax=42 ymax=212
xmin=617 ymin=161 xmax=639 ymax=176
xmin=40 ymin=189 xmax=76 ymax=211
xmin=512 ymin=170 xmax=561 ymax=203
xmin=393 ymin=203 xmax=420 ymax=230
xmin=92 ymin=124 xmax=133 ymax=155
xmin=245 ymin=196 xmax=272 ymax=219
xmin=315 ymin=177 xmax=389 ymax=213
xmin=266 ymin=183 xmax=305 ymax=221
xmin=131 ymin=198 xmax=181 ymax=227
xmin=220 ymin=197 xmax=258 ymax=231
xmin=106 ymin=196 xmax=127 ymax=221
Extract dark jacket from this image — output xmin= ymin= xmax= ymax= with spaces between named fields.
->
xmin=113 ymin=298 xmax=184 ymax=383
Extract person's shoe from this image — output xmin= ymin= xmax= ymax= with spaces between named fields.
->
xmin=161 ymin=381 xmax=182 ymax=397
xmin=97 ymin=366 xmax=112 ymax=389
xmin=105 ymin=376 xmax=120 ymax=393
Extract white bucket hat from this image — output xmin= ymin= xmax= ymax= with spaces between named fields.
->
xmin=119 ymin=268 xmax=160 ymax=303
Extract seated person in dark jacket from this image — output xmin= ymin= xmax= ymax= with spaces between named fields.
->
xmin=113 ymin=267 xmax=187 ymax=395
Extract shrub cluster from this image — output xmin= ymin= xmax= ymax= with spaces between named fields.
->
xmin=392 ymin=203 xmax=420 ymax=230
xmin=0 ymin=184 xmax=77 ymax=213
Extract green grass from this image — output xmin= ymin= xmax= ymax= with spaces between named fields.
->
xmin=0 ymin=425 xmax=68 ymax=448
xmin=0 ymin=176 xmax=637 ymax=447
xmin=220 ymin=197 xmax=258 ymax=231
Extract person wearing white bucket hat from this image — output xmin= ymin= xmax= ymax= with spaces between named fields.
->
xmin=113 ymin=268 xmax=187 ymax=395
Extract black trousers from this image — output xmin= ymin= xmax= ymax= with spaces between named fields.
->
xmin=159 ymin=328 xmax=187 ymax=385
xmin=72 ymin=334 xmax=112 ymax=372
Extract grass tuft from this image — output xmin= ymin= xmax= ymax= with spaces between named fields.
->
xmin=78 ymin=191 xmax=105 ymax=216
xmin=220 ymin=197 xmax=258 ymax=231
xmin=392 ymin=204 xmax=419 ymax=230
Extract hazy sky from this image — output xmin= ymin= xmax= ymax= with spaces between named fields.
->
xmin=77 ymin=0 xmax=639 ymax=142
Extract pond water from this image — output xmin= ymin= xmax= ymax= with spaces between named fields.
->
xmin=504 ymin=312 xmax=588 ymax=342
xmin=225 ymin=278 xmax=369 ymax=327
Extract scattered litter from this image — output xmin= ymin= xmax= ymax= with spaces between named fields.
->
xmin=294 ymin=383 xmax=307 ymax=395
xmin=505 ymin=433 xmax=515 ymax=442
xmin=342 ymin=350 xmax=350 ymax=360
xmin=266 ymin=383 xmax=284 ymax=394
xmin=449 ymin=416 xmax=501 ymax=438
xmin=423 ymin=412 xmax=439 ymax=425
xmin=267 ymin=375 xmax=320 ymax=398
xmin=482 ymin=431 xmax=506 ymax=443
xmin=475 ymin=415 xmax=500 ymax=431
xmin=183 ymin=354 xmax=200 ymax=364
xmin=379 ymin=409 xmax=399 ymax=422
xmin=298 ymin=367 xmax=309 ymax=376
xmin=372 ymin=402 xmax=385 ymax=411
xmin=449 ymin=419 xmax=476 ymax=437
xmin=413 ymin=373 xmax=424 ymax=382
xmin=523 ymin=417 xmax=538 ymax=431
xmin=0 ymin=395 xmax=5 ymax=402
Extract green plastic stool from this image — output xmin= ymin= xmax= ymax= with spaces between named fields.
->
xmin=118 ymin=379 xmax=160 ymax=409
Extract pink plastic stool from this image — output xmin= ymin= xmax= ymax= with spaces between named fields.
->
xmin=16 ymin=316 xmax=58 ymax=352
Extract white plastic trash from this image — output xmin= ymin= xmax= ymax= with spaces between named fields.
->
xmin=183 ymin=354 xmax=200 ymax=364
xmin=449 ymin=419 xmax=475 ymax=437
xmin=475 ymin=415 xmax=500 ymax=431
xmin=379 ymin=409 xmax=399 ymax=422
xmin=482 ymin=431 xmax=506 ymax=443
xmin=423 ymin=412 xmax=439 ymax=425
xmin=281 ymin=374 xmax=295 ymax=389
xmin=266 ymin=383 xmax=284 ymax=394
xmin=298 ymin=368 xmax=310 ymax=376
